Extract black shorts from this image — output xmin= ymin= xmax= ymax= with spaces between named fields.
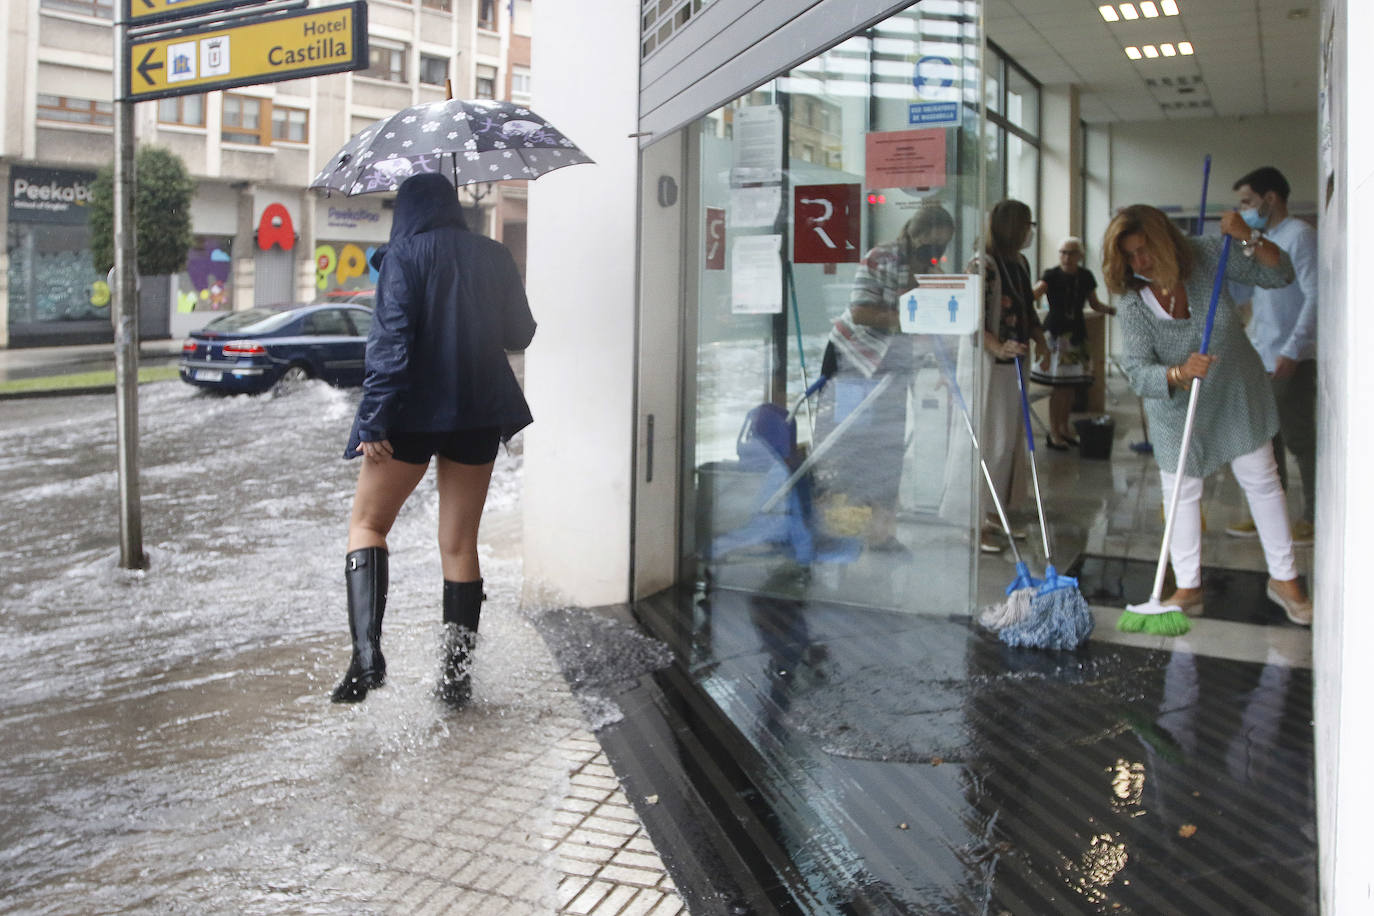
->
xmin=386 ymin=427 xmax=501 ymax=465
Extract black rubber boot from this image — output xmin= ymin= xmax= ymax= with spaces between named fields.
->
xmin=438 ymin=579 xmax=483 ymax=707
xmin=330 ymin=547 xmax=389 ymax=704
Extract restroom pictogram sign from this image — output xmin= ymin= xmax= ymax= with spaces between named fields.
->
xmin=793 ymin=184 xmax=860 ymax=264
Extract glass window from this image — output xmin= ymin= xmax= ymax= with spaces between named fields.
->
xmin=478 ymin=0 xmax=496 ymax=29
xmin=158 ymin=95 xmax=205 ymax=127
xmin=684 ymin=2 xmax=983 ymax=614
xmin=365 ymin=43 xmax=407 ymax=83
xmin=511 ymin=65 xmax=531 ymax=101
xmin=304 ymin=309 xmax=352 ymax=336
xmin=348 ymin=309 xmax=373 ymax=337
xmin=475 ymin=65 xmax=497 ymax=99
xmin=421 ymin=0 xmax=451 ymax=9
xmin=36 ymin=95 xmax=113 ymax=127
xmin=222 ymin=94 xmax=270 ymax=145
xmin=1005 ymin=63 xmax=1039 ymax=138
xmin=420 ymin=54 xmax=450 ymax=86
xmin=271 ymin=106 xmax=308 ymax=143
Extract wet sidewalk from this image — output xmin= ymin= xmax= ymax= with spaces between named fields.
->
xmin=0 ymin=383 xmax=687 ymax=914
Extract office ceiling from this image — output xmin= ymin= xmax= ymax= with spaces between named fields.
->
xmin=985 ymin=0 xmax=1319 ymax=122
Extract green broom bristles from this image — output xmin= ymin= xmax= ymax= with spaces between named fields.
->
xmin=1117 ymin=605 xmax=1191 ymax=636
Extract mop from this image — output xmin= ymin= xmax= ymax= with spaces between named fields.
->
xmin=998 ymin=356 xmax=1094 ymax=650
xmin=931 ymin=340 xmax=1039 ymax=629
xmin=1118 ymin=236 xmax=1233 ymax=635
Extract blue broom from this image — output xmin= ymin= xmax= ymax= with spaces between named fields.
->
xmin=999 ymin=355 xmax=1094 ymax=650
xmin=1118 ymin=235 xmax=1233 ymax=635
xmin=932 ymin=340 xmax=1039 ymax=629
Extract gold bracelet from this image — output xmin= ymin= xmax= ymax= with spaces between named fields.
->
xmin=1168 ymin=366 xmax=1180 ymax=387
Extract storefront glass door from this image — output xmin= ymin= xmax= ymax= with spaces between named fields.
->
xmin=683 ymin=1 xmax=985 ymax=615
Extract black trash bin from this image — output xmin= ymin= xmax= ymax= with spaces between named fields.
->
xmin=1074 ymin=415 xmax=1115 ymax=460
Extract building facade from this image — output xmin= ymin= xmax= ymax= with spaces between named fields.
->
xmin=0 ymin=0 xmax=533 ymax=348
xmin=524 ymin=0 xmax=1370 ymax=909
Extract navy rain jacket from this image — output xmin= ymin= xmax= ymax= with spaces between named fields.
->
xmin=345 ymin=172 xmax=536 ymax=458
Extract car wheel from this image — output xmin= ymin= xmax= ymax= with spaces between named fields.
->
xmin=277 ymin=364 xmax=312 ymax=391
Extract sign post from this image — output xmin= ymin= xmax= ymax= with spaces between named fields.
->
xmin=113 ymin=7 xmax=145 ymax=570
xmin=109 ymin=0 xmax=368 ymax=569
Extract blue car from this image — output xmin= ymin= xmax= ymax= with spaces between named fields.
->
xmin=179 ymin=303 xmax=373 ymax=394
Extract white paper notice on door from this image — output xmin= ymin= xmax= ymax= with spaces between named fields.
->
xmin=731 ymin=234 xmax=783 ymax=315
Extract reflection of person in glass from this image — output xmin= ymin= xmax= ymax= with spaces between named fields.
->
xmin=972 ymin=199 xmax=1049 ymax=553
xmin=821 ymin=205 xmax=954 ymax=548
xmin=1030 ymin=237 xmax=1116 ymax=450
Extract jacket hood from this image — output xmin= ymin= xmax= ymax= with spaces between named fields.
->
xmin=390 ymin=173 xmax=467 ymax=242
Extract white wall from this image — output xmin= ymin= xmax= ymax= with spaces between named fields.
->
xmin=523 ymin=4 xmax=640 ymax=606
xmin=1085 ymin=113 xmax=1319 ymax=264
xmin=1318 ymin=2 xmax=1374 ymax=910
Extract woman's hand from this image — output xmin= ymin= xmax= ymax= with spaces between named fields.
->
xmin=1177 ymin=352 xmax=1217 ymax=382
xmin=360 ymin=439 xmax=394 ymax=462
xmin=1219 ymin=211 xmax=1252 ymax=241
xmin=995 ymin=339 xmax=1028 ymax=360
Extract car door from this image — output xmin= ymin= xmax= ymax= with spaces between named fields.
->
xmin=301 ymin=308 xmax=357 ymax=384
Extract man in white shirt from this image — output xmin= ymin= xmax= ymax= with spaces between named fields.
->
xmin=1226 ymin=166 xmax=1317 ymax=545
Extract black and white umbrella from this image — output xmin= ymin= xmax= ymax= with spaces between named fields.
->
xmin=308 ymin=98 xmax=592 ymax=196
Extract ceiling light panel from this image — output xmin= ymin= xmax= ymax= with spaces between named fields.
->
xmin=1142 ymin=44 xmax=1159 ymax=57
xmin=1160 ymin=42 xmax=1176 ymax=55
xmin=1178 ymin=41 xmax=1193 ymax=54
xmin=1125 ymin=46 xmax=1142 ymax=59
xmin=1119 ymin=3 xmax=1140 ymax=19
xmin=1161 ymin=0 xmax=1179 ymax=14
xmin=1099 ymin=4 xmax=1120 ymax=21
xmin=1141 ymin=1 xmax=1159 ymax=17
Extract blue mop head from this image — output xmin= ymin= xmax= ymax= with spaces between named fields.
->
xmin=1006 ymin=561 xmax=1041 ymax=596
xmin=999 ymin=565 xmax=1095 ymax=650
xmin=982 ymin=562 xmax=1041 ymax=631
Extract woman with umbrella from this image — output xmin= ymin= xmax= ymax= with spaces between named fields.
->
xmin=1107 ymin=204 xmax=1311 ymax=625
xmin=330 ymin=172 xmax=537 ymax=704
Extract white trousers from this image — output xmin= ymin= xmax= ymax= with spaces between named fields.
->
xmin=1159 ymin=441 xmax=1297 ymax=588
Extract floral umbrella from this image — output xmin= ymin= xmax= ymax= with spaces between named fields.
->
xmin=308 ymin=98 xmax=592 ymax=196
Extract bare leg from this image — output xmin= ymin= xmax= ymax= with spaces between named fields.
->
xmin=348 ymin=457 xmax=429 ymax=551
xmin=1050 ymin=388 xmax=1076 ymax=441
xmin=435 ymin=457 xmax=495 ymax=582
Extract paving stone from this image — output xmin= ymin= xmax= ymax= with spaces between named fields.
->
xmin=612 ymin=849 xmax=668 ymax=871
xmin=566 ymin=879 xmax=614 ymax=915
xmin=597 ymin=863 xmax=666 ymax=888
xmin=588 ymin=882 xmax=639 ymax=914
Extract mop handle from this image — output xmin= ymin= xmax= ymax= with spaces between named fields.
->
xmin=934 ymin=342 xmax=1027 ymax=569
xmin=1196 ymin=154 xmax=1212 ymax=236
xmin=1148 ymin=236 xmax=1232 ymax=601
xmin=1013 ymin=355 xmax=1053 ymax=562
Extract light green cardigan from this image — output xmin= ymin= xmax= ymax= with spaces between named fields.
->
xmin=1118 ymin=234 xmax=1295 ymax=479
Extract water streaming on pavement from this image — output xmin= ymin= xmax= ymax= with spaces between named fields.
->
xmin=0 ymin=381 xmax=577 ymax=912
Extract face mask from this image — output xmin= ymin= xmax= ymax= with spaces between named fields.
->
xmin=1021 ymin=230 xmax=1035 ymax=251
xmin=913 ymin=243 xmax=947 ymax=268
xmin=1240 ymin=206 xmax=1267 ymax=230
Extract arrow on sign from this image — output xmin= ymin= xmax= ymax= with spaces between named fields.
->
xmin=136 ymin=48 xmax=163 ymax=86
xmin=141 ymin=0 xmax=154 ymax=7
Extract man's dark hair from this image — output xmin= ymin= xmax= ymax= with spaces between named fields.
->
xmin=1233 ymin=166 xmax=1291 ymax=201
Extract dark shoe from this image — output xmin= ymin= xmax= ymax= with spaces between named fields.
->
xmin=438 ymin=579 xmax=484 ymax=706
xmin=1062 ymin=434 xmax=1080 ymax=447
xmin=1045 ymin=434 xmax=1070 ymax=452
xmin=331 ymin=547 xmax=389 ymax=704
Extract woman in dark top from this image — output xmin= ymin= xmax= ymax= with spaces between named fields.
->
xmin=972 ymin=199 xmax=1049 ymax=552
xmin=331 ymin=172 xmax=536 ymax=706
xmin=1031 ymin=237 xmax=1116 ymax=449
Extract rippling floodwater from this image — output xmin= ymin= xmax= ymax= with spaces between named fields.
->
xmin=0 ymin=381 xmax=566 ymax=913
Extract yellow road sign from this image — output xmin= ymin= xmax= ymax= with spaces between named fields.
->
xmin=123 ymin=1 xmax=367 ymax=103
xmin=124 ymin=0 xmax=265 ymax=27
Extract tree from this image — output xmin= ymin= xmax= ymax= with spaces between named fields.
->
xmin=90 ymin=145 xmax=195 ymax=276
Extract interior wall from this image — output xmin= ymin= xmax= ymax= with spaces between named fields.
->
xmin=523 ymin=2 xmax=640 ymax=607
xmin=1037 ymin=84 xmax=1081 ymax=266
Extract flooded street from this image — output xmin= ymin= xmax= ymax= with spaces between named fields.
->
xmin=0 ymin=381 xmax=628 ymax=913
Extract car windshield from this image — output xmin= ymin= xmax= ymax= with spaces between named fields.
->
xmin=201 ymin=309 xmax=297 ymax=334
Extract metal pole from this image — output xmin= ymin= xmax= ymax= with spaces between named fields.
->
xmin=113 ymin=13 xmax=146 ymax=570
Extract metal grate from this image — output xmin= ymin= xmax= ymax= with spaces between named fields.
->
xmin=641 ymin=0 xmax=713 ymax=60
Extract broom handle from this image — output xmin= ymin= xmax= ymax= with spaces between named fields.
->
xmin=1149 ymin=235 xmax=1231 ymax=602
xmin=1014 ymin=355 xmax=1053 ymax=562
